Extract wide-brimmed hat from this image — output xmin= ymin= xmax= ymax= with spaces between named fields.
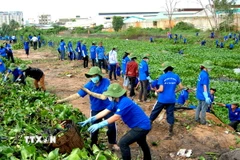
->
xmin=103 ymin=83 xmax=126 ymax=98
xmin=19 ymin=64 xmax=28 ymax=70
xmin=232 ymin=101 xmax=239 ymax=107
xmin=125 ymin=50 xmax=131 ymax=54
xmin=159 ymin=61 xmax=175 ymax=71
xmin=85 ymin=66 xmax=104 ymax=78
xmin=129 ymin=54 xmax=137 ymax=60
xmin=8 ymin=63 xmax=17 ymax=70
xmin=200 ymin=60 xmax=214 ymax=69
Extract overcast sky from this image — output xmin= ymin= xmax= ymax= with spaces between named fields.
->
xmin=0 ymin=0 xmax=239 ymax=21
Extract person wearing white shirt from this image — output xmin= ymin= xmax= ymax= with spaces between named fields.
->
xmin=108 ymin=46 xmax=118 ymax=81
xmin=31 ymin=35 xmax=38 ymax=50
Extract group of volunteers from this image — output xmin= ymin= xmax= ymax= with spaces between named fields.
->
xmin=1 ymin=32 xmax=239 ymax=160
xmin=55 ymin=47 xmax=240 ymax=160
xmin=0 ymin=59 xmax=46 ymax=92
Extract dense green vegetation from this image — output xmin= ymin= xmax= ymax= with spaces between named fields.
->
xmin=0 ymin=57 xmax=119 ymax=160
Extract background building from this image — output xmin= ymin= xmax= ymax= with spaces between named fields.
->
xmin=0 ymin=11 xmax=23 ymax=26
xmin=38 ymin=14 xmax=51 ymax=25
xmin=97 ymin=11 xmax=159 ymax=28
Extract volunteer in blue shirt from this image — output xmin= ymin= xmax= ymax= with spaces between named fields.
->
xmin=214 ymin=102 xmax=240 ymax=131
xmin=96 ymin=42 xmax=105 ymax=70
xmin=79 ymin=83 xmax=152 ymax=160
xmin=0 ymin=58 xmax=6 ymax=74
xmin=195 ymin=60 xmax=214 ymax=125
xmin=56 ymin=67 xmax=118 ymax=149
xmin=82 ymin=41 xmax=88 ymax=68
xmin=0 ymin=46 xmax=7 ymax=58
xmin=76 ymin=40 xmax=82 ymax=60
xmin=90 ymin=42 xmax=97 ymax=66
xmin=207 ymin=88 xmax=216 ymax=112
xmin=24 ymin=40 xmax=30 ymax=57
xmin=210 ymin=32 xmax=214 ymax=38
xmin=220 ymin=41 xmax=224 ymax=48
xmin=138 ymin=56 xmax=151 ymax=102
xmin=67 ymin=40 xmax=75 ymax=61
xmin=59 ymin=39 xmax=66 ymax=61
xmin=201 ymin=40 xmax=206 ymax=46
xmin=121 ymin=51 xmax=131 ymax=90
xmin=4 ymin=63 xmax=25 ymax=84
xmin=149 ymin=61 xmax=183 ymax=137
xmin=5 ymin=42 xmax=15 ymax=63
xmin=176 ymin=86 xmax=191 ymax=107
xmin=229 ymin=43 xmax=234 ymax=50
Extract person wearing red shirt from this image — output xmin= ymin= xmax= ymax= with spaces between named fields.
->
xmin=126 ymin=55 xmax=138 ymax=99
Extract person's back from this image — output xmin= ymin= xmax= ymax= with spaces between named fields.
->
xmin=177 ymin=89 xmax=188 ymax=105
xmin=126 ymin=60 xmax=138 ymax=77
xmin=158 ymin=71 xmax=180 ymax=103
xmin=25 ymin=67 xmax=43 ymax=80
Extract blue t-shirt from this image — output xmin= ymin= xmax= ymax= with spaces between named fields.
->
xmin=107 ymin=96 xmax=151 ymax=130
xmin=157 ymin=71 xmax=181 ymax=103
xmin=96 ymin=46 xmax=105 ymax=59
xmin=0 ymin=48 xmax=7 ymax=57
xmin=81 ymin=44 xmax=88 ymax=56
xmin=177 ymin=89 xmax=189 ymax=105
xmin=0 ymin=59 xmax=6 ymax=73
xmin=8 ymin=68 xmax=23 ymax=78
xmin=226 ymin=104 xmax=240 ymax=121
xmin=24 ymin=41 xmax=30 ymax=50
xmin=151 ymin=79 xmax=159 ymax=89
xmin=76 ymin=41 xmax=82 ymax=53
xmin=121 ymin=56 xmax=130 ymax=75
xmin=77 ymin=78 xmax=111 ymax=111
xmin=90 ymin=45 xmax=97 ymax=59
xmin=196 ymin=70 xmax=210 ymax=101
xmin=60 ymin=41 xmax=66 ymax=51
xmin=67 ymin=42 xmax=73 ymax=52
xmin=139 ymin=60 xmax=149 ymax=81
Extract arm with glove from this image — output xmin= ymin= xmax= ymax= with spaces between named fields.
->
xmin=87 ymin=114 xmax=120 ymax=133
xmin=78 ymin=109 xmax=112 ymax=128
xmin=203 ymin=85 xmax=211 ymax=104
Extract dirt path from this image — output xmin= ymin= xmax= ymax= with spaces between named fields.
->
xmin=14 ymin=49 xmax=240 ymax=160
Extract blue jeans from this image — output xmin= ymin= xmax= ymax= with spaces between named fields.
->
xmin=91 ymin=110 xmax=117 ymax=146
xmin=195 ymin=100 xmax=208 ymax=124
xmin=149 ymin=102 xmax=175 ymax=125
xmin=119 ymin=127 xmax=151 ymax=160
xmin=109 ymin=64 xmax=116 ymax=80
xmin=61 ymin=50 xmax=65 ymax=60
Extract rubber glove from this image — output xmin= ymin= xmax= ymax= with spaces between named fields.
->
xmin=203 ymin=92 xmax=211 ymax=104
xmin=3 ymin=76 xmax=7 ymax=82
xmin=16 ymin=78 xmax=21 ymax=82
xmin=147 ymin=76 xmax=153 ymax=82
xmin=78 ymin=116 xmax=96 ymax=127
xmin=88 ymin=120 xmax=108 ymax=133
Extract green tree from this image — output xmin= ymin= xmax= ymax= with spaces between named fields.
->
xmin=112 ymin=16 xmax=124 ymax=32
xmin=197 ymin=0 xmax=236 ymax=31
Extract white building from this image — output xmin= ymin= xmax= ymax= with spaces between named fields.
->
xmin=97 ymin=11 xmax=159 ymax=28
xmin=64 ymin=17 xmax=94 ymax=29
xmin=0 ymin=11 xmax=23 ymax=26
xmin=38 ymin=14 xmax=51 ymax=25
